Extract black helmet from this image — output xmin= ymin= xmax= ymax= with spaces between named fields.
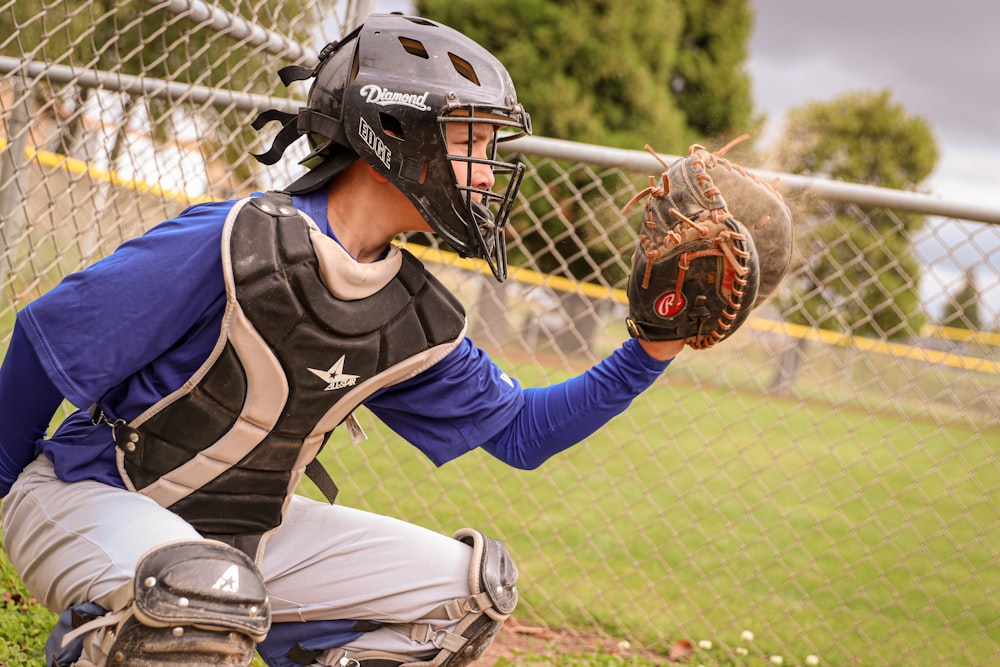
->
xmin=252 ymin=13 xmax=532 ymax=280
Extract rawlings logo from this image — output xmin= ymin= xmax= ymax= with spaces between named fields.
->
xmin=654 ymin=292 xmax=686 ymax=318
xmin=359 ymin=117 xmax=391 ymax=169
xmin=359 ymin=84 xmax=431 ymax=111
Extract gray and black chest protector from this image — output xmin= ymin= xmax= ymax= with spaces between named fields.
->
xmin=114 ymin=192 xmax=466 ymax=561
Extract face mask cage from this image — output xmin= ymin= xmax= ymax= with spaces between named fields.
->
xmin=439 ymin=108 xmax=529 ymax=281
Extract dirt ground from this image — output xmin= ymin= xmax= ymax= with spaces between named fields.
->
xmin=470 ymin=620 xmax=688 ymax=665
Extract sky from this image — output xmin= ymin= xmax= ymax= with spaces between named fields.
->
xmin=746 ymin=0 xmax=1000 ymax=322
xmin=747 ymin=0 xmax=1000 ymax=208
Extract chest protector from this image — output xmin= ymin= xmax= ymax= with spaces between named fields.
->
xmin=114 ymin=192 xmax=466 ymax=560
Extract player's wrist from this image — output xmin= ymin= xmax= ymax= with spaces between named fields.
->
xmin=636 ymin=338 xmax=685 ymax=361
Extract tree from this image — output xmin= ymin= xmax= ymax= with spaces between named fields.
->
xmin=941 ymin=269 xmax=982 ymax=330
xmin=773 ymin=89 xmax=938 ymax=339
xmin=767 ymin=89 xmax=938 ymax=393
xmin=672 ymin=0 xmax=756 ymax=139
xmin=416 ymin=0 xmax=755 ymax=353
xmin=419 ymin=0 xmax=679 ymax=150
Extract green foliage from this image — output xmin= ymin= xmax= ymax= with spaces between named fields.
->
xmin=940 ymin=269 xmax=983 ymax=329
xmin=0 ymin=0 xmax=309 ymax=98
xmin=418 ymin=0 xmax=687 ymax=152
xmin=672 ymin=0 xmax=756 ymax=138
xmin=0 ymin=546 xmax=54 ymax=665
xmin=804 ymin=221 xmax=926 ymax=338
xmin=773 ymin=89 xmax=939 ymax=339
xmin=778 ymin=90 xmax=937 ymax=189
xmin=509 ymin=163 xmax=636 ymax=285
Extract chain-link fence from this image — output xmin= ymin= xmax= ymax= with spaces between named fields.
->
xmin=2 ymin=2 xmax=998 ymax=666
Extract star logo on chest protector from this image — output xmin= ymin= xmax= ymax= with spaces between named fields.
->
xmin=308 ymin=355 xmax=360 ymax=391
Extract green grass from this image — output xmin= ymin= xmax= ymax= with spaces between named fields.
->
xmin=0 ymin=561 xmax=50 ymax=665
xmin=1 ymin=360 xmax=996 ymax=666
xmin=318 ymin=362 xmax=997 ymax=666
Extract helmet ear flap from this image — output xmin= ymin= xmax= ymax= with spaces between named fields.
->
xmin=249 ymin=110 xmax=299 ymax=165
xmin=277 ymin=64 xmax=315 ymax=86
xmin=249 ymin=28 xmax=361 ymax=176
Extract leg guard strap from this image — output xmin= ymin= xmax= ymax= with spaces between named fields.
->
xmin=301 ymin=529 xmax=517 ymax=667
xmin=311 ymin=615 xmax=502 ymax=667
xmin=255 ymin=529 xmax=517 ymax=667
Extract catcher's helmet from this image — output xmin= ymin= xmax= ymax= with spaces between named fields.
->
xmin=252 ymin=13 xmax=532 ymax=280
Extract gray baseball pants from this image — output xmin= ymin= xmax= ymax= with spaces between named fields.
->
xmin=1 ymin=455 xmax=475 ymax=659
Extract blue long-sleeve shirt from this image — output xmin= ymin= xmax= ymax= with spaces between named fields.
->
xmin=0 ymin=191 xmax=670 ymax=496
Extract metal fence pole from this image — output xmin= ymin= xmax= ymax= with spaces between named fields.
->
xmin=0 ymin=65 xmax=32 ymax=286
xmin=346 ymin=0 xmax=377 ymax=29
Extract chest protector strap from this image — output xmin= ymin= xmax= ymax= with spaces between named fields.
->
xmin=114 ymin=192 xmax=467 ymax=561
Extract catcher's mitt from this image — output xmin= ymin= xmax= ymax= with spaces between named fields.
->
xmin=623 ymin=137 xmax=793 ymax=350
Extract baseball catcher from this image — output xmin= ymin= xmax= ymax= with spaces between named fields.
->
xmin=622 ymin=138 xmax=794 ymax=349
xmin=1 ymin=11 xmax=689 ymax=667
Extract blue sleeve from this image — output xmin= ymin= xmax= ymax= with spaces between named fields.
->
xmin=366 ymin=337 xmax=669 ymax=470
xmin=365 ymin=338 xmax=525 ymax=465
xmin=0 ymin=319 xmax=66 ymax=496
xmin=481 ymin=337 xmax=670 ymax=469
xmin=17 ymin=200 xmax=232 ymax=408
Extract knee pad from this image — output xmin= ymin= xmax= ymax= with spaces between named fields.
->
xmin=303 ymin=529 xmax=517 ymax=667
xmin=58 ymin=540 xmax=271 ymax=666
xmin=431 ymin=527 xmax=518 ymax=666
xmin=453 ymin=527 xmax=518 ymax=622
